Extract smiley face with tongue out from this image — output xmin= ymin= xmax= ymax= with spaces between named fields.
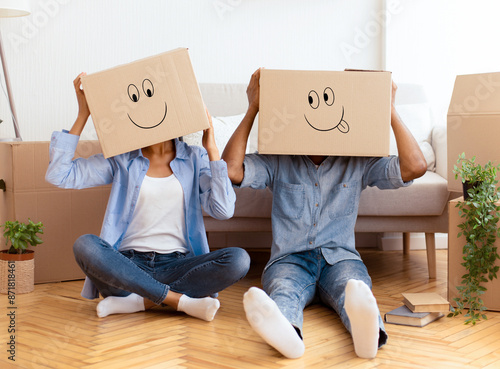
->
xmin=304 ymin=86 xmax=349 ymax=133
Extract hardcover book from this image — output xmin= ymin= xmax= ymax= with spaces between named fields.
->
xmin=384 ymin=305 xmax=444 ymax=327
xmin=402 ymin=292 xmax=450 ymax=313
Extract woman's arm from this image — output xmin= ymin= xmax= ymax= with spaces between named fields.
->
xmin=46 ymin=73 xmax=114 ymax=189
xmin=222 ymin=68 xmax=261 ymax=185
xmin=69 ymin=72 xmax=90 ymax=136
xmin=201 ymin=107 xmax=220 ymax=161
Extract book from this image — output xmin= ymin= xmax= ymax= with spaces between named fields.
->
xmin=402 ymin=292 xmax=450 ymax=313
xmin=384 ymin=305 xmax=444 ymax=327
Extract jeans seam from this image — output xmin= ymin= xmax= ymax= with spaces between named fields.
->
xmin=291 ymin=281 xmax=316 ymax=326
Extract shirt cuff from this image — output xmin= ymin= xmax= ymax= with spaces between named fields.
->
xmin=209 ymin=159 xmax=229 ymax=179
xmin=237 ymin=155 xmax=256 ymax=188
xmin=50 ymin=130 xmax=80 ymax=152
xmin=388 ymin=156 xmax=413 ymax=188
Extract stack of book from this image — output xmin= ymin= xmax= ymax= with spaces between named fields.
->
xmin=384 ymin=292 xmax=450 ymax=327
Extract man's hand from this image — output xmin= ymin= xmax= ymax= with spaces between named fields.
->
xmin=247 ymin=68 xmax=261 ymax=114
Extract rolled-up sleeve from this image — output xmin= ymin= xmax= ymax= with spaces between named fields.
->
xmin=199 ymin=151 xmax=236 ymax=220
xmin=239 ymin=154 xmax=275 ymax=190
xmin=362 ymin=155 xmax=412 ymax=190
xmin=45 ymin=130 xmax=114 ymax=189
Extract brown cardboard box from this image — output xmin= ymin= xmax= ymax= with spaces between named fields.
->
xmin=81 ymin=48 xmax=209 ymax=158
xmin=258 ymin=69 xmax=392 ymax=156
xmin=448 ymin=197 xmax=500 ymax=311
xmin=447 ymin=72 xmax=500 ymax=192
xmin=0 ymin=141 xmax=109 ymax=283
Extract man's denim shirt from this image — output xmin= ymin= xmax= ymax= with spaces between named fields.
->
xmin=239 ymin=154 xmax=411 ymax=270
xmin=46 ymin=131 xmax=235 ymax=298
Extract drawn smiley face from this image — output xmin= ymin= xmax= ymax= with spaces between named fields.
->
xmin=126 ymin=78 xmax=168 ymax=129
xmin=304 ymin=86 xmax=349 ymax=133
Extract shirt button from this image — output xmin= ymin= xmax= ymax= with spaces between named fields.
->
xmin=343 ymin=184 xmax=347 ymax=188
xmin=315 ymin=183 xmax=318 ymax=187
xmin=313 ymin=223 xmax=316 ymax=227
xmin=309 ymin=241 xmax=313 ymax=245
xmin=315 ymin=203 xmax=319 ymax=207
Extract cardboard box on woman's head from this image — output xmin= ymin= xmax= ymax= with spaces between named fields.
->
xmin=81 ymin=48 xmax=209 ymax=158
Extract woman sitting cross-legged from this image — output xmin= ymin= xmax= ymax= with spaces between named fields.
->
xmin=46 ymin=73 xmax=250 ymax=321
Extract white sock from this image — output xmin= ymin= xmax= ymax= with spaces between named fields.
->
xmin=243 ymin=287 xmax=305 ymax=359
xmin=96 ymin=293 xmax=145 ymax=318
xmin=177 ymin=295 xmax=220 ymax=322
xmin=344 ymin=279 xmax=380 ymax=359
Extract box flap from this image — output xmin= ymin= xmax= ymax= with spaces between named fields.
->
xmin=448 ymin=72 xmax=500 ymax=116
xmin=447 ymin=72 xmax=500 ymax=192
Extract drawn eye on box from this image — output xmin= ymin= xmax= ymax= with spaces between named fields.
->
xmin=126 ymin=78 xmax=168 ymax=129
xmin=304 ymin=86 xmax=349 ymax=134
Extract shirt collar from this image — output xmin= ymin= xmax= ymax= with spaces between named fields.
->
xmin=135 ymin=138 xmax=189 ymax=160
xmin=174 ymin=138 xmax=190 ymax=160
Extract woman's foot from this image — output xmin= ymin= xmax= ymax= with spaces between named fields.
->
xmin=96 ymin=293 xmax=145 ymax=318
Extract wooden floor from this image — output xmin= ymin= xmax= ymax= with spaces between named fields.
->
xmin=2 ymin=249 xmax=500 ymax=369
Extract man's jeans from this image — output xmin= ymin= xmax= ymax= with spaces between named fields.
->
xmin=73 ymin=234 xmax=250 ymax=305
xmin=262 ymin=248 xmax=387 ymax=347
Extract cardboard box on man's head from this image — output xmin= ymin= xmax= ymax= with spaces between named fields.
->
xmin=258 ymin=69 xmax=392 ymax=156
xmin=81 ymin=48 xmax=209 ymax=158
xmin=447 ymin=72 xmax=500 ymax=192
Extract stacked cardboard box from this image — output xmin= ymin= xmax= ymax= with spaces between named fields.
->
xmin=448 ymin=198 xmax=500 ymax=311
xmin=0 ymin=140 xmax=109 ymax=283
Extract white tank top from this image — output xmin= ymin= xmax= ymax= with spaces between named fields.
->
xmin=119 ymin=174 xmax=188 ymax=254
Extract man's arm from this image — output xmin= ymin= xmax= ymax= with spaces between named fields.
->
xmin=222 ymin=68 xmax=261 ymax=185
xmin=391 ymin=81 xmax=427 ymax=182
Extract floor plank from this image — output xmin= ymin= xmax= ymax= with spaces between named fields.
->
xmin=2 ymin=249 xmax=500 ymax=368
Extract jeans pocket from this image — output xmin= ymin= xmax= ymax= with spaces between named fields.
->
xmin=273 ymin=181 xmax=305 ymax=220
xmin=328 ymin=180 xmax=358 ymax=219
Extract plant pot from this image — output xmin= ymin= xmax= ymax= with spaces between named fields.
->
xmin=462 ymin=181 xmax=481 ymax=200
xmin=0 ymin=250 xmax=34 ymax=294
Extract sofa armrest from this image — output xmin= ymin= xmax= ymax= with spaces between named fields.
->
xmin=431 ymin=125 xmax=447 ymax=180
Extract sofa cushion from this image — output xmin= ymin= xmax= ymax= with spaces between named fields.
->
xmin=183 ymin=113 xmax=260 ymax=154
xmin=203 ymin=171 xmax=447 ymax=219
xmin=358 ymin=171 xmax=448 ymax=216
xmin=392 ymin=103 xmax=436 ymax=172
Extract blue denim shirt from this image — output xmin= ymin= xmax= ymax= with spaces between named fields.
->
xmin=239 ymin=154 xmax=411 ymax=270
xmin=46 ymin=131 xmax=236 ymax=298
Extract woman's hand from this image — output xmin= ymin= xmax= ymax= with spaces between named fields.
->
xmin=74 ymin=72 xmax=90 ymax=120
xmin=69 ymin=73 xmax=90 ymax=136
xmin=202 ymin=106 xmax=221 ymax=161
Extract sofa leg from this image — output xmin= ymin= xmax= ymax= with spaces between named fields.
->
xmin=425 ymin=233 xmax=437 ymax=279
xmin=403 ymin=232 xmax=411 ymax=255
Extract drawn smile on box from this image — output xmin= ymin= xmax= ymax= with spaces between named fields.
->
xmin=304 ymin=87 xmax=349 ymax=133
xmin=126 ymin=79 xmax=168 ymax=129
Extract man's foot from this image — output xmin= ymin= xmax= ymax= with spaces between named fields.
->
xmin=96 ymin=293 xmax=145 ymax=318
xmin=344 ymin=279 xmax=380 ymax=359
xmin=243 ymin=287 xmax=305 ymax=359
xmin=177 ymin=295 xmax=220 ymax=321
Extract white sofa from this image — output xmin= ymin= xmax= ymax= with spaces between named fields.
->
xmin=196 ymin=83 xmax=454 ymax=279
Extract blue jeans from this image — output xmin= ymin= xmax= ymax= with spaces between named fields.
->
xmin=73 ymin=234 xmax=250 ymax=305
xmin=262 ymin=248 xmax=387 ymax=347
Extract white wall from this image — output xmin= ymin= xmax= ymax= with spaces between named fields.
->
xmin=386 ymin=0 xmax=500 ymax=126
xmin=0 ymin=0 xmax=384 ymax=142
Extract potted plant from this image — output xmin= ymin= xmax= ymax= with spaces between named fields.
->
xmin=449 ymin=153 xmax=500 ymax=324
xmin=0 ymin=219 xmax=44 ymax=294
